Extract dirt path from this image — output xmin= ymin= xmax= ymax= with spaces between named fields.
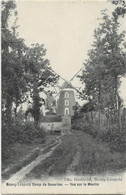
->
xmin=3 ymin=138 xmax=61 ymax=183
xmin=66 ymin=144 xmax=81 ymax=175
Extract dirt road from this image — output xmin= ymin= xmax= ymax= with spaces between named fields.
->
xmin=3 ymin=131 xmax=126 ymax=182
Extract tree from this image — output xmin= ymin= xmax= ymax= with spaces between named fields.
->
xmin=24 ymin=43 xmax=59 ymax=124
xmin=2 ymin=1 xmax=59 ymax=126
xmin=72 ymin=102 xmax=82 ymax=120
xmin=79 ymin=10 xmax=126 ymax=131
xmin=99 ymin=11 xmax=126 ymax=131
xmin=2 ymin=0 xmax=28 ymax=125
xmin=110 ymin=0 xmax=126 ymax=19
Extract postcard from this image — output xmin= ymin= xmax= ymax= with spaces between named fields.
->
xmin=1 ymin=0 xmax=126 ymax=194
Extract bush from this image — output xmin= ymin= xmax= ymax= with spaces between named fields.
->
xmin=98 ymin=129 xmax=126 ymax=152
xmin=72 ymin=117 xmax=126 ymax=152
xmin=2 ymin=119 xmax=46 ymax=160
xmin=71 ymin=119 xmax=82 ymax=131
xmin=79 ymin=121 xmax=98 ymax=138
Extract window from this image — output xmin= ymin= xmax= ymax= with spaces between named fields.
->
xmin=65 ymin=100 xmax=69 ymax=106
xmin=64 ymin=108 xmax=69 ymax=115
xmin=65 ymin=92 xmax=69 ymax=98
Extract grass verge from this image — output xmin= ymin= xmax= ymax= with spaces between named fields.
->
xmin=2 ymin=135 xmax=58 ymax=180
xmin=25 ymin=133 xmax=78 ymax=179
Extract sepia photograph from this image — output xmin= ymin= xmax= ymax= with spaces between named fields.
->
xmin=1 ymin=0 xmax=126 ymax=194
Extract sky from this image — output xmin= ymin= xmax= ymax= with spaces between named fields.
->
xmin=12 ymin=0 xmax=126 ymax=105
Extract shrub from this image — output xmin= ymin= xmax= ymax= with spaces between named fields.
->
xmin=72 ymin=117 xmax=126 ymax=152
xmin=71 ymin=119 xmax=82 ymax=131
xmin=2 ymin=119 xmax=46 ymax=160
xmin=98 ymin=129 xmax=126 ymax=152
xmin=79 ymin=121 xmax=98 ymax=138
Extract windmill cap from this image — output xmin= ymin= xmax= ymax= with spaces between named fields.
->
xmin=61 ymin=81 xmax=74 ymax=89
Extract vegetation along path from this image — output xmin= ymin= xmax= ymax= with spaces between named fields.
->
xmin=19 ymin=131 xmax=126 ymax=181
xmin=3 ymin=136 xmax=61 ymax=183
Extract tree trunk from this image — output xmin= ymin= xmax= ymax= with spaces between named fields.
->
xmin=6 ymin=96 xmax=13 ymax=126
xmin=98 ymin=78 xmax=102 ymax=131
xmin=99 ymin=108 xmax=101 ymax=131
xmin=114 ymin=75 xmax=118 ymax=110
xmin=14 ymin=103 xmax=18 ymax=120
xmin=118 ymin=95 xmax=122 ymax=131
xmin=107 ymin=106 xmax=110 ymax=131
xmin=91 ymin=110 xmax=93 ymax=123
xmin=115 ymin=76 xmax=122 ymax=131
xmin=32 ymin=80 xmax=40 ymax=126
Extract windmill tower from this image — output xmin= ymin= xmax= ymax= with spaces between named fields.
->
xmin=57 ymin=81 xmax=75 ymax=127
xmin=51 ymin=66 xmax=85 ymax=130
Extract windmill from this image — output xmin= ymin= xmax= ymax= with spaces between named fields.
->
xmin=51 ymin=66 xmax=86 ymax=127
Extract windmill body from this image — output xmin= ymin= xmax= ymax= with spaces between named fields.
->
xmin=57 ymin=81 xmax=75 ymax=127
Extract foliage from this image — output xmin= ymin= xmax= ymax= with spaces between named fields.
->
xmin=72 ymin=102 xmax=82 ymax=120
xmin=78 ymin=9 xmax=126 ymax=132
xmin=24 ymin=43 xmax=59 ymax=124
xmin=97 ymin=129 xmax=126 ymax=152
xmin=110 ymin=0 xmax=126 ymax=19
xmin=2 ymin=119 xmax=46 ymax=160
xmin=2 ymin=0 xmax=28 ymax=124
xmin=77 ymin=131 xmax=126 ymax=175
xmin=2 ymin=0 xmax=59 ymax=127
xmin=73 ymin=111 xmax=126 ymax=152
xmin=77 ymin=6 xmax=126 ymax=152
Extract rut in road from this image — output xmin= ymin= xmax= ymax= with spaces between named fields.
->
xmin=66 ymin=144 xmax=81 ymax=176
xmin=3 ymin=138 xmax=61 ymax=183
